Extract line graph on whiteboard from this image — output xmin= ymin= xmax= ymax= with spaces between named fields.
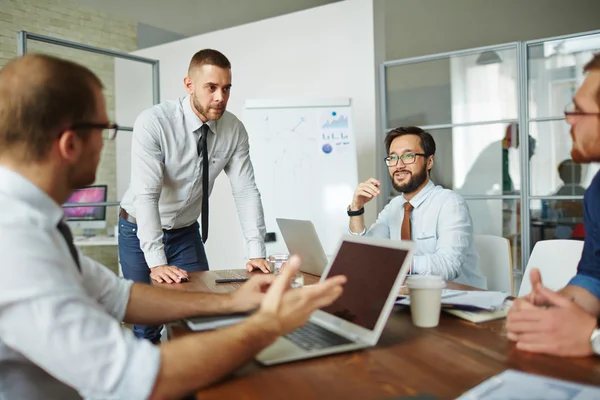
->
xmin=244 ymin=103 xmax=357 ymax=256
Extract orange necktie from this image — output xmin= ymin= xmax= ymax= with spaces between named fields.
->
xmin=401 ymin=202 xmax=413 ymax=241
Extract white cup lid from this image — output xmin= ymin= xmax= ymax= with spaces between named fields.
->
xmin=405 ymin=275 xmax=446 ymax=289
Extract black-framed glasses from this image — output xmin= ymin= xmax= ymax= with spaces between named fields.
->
xmin=69 ymin=122 xmax=119 ymax=140
xmin=384 ymin=152 xmax=426 ymax=167
xmin=564 ymin=102 xmax=600 ymax=118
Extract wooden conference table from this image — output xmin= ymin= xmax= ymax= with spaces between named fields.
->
xmin=156 ymin=270 xmax=600 ymax=399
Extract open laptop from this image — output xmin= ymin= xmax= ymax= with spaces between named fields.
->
xmin=256 ymin=234 xmax=415 ymax=365
xmin=276 ymin=218 xmax=329 ymax=276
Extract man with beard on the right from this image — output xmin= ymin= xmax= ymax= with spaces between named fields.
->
xmin=347 ymin=126 xmax=486 ymax=289
xmin=506 ymin=53 xmax=600 ymax=358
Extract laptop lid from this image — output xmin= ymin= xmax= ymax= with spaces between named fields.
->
xmin=311 ymin=235 xmax=414 ymax=345
xmin=276 ymin=218 xmax=329 ymax=276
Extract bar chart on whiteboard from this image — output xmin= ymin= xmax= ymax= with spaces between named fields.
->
xmin=244 ymin=99 xmax=358 ymax=258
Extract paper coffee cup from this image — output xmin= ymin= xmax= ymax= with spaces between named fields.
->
xmin=406 ymin=275 xmax=445 ymax=328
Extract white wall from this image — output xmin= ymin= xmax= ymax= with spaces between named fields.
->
xmin=116 ymin=0 xmax=384 ymax=269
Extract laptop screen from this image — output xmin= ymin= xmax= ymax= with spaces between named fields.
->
xmin=320 ymin=240 xmax=409 ymax=330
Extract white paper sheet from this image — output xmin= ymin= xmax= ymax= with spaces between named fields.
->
xmin=457 ymin=369 xmax=600 ymax=399
xmin=395 ymin=290 xmax=509 ymax=310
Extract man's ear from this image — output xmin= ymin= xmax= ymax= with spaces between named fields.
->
xmin=57 ymin=130 xmax=82 ymax=163
xmin=183 ymin=76 xmax=193 ymax=95
xmin=427 ymin=154 xmax=434 ymax=171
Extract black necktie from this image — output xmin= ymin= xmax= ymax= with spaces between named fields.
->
xmin=57 ymin=221 xmax=81 ymax=272
xmin=197 ymin=124 xmax=210 ymax=243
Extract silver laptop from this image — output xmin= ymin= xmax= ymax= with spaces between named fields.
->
xmin=276 ymin=218 xmax=329 ymax=276
xmin=256 ymin=234 xmax=415 ymax=365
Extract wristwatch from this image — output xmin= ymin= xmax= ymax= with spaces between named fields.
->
xmin=590 ymin=328 xmax=600 ymax=355
xmin=347 ymin=205 xmax=364 ymax=217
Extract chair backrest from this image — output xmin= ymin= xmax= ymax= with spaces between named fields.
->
xmin=518 ymin=239 xmax=584 ymax=297
xmin=473 ymin=235 xmax=513 ymax=294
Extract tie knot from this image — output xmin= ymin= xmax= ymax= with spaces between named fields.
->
xmin=200 ymin=124 xmax=210 ymax=135
xmin=404 ymin=202 xmax=413 ymax=212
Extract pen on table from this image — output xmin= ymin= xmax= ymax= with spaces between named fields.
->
xmin=215 ymin=278 xmax=249 ymax=284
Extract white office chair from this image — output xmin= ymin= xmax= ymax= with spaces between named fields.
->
xmin=473 ymin=234 xmax=513 ymax=294
xmin=518 ymin=239 xmax=584 ymax=297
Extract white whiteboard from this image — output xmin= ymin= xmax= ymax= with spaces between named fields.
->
xmin=244 ymin=99 xmax=358 ymax=258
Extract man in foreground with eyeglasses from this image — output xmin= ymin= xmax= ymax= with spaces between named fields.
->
xmin=347 ymin=126 xmax=486 ymax=288
xmin=507 ymin=53 xmax=600 ymax=358
xmin=0 ymin=54 xmax=346 ymax=399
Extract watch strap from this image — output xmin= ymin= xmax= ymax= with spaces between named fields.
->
xmin=347 ymin=205 xmax=364 ymax=216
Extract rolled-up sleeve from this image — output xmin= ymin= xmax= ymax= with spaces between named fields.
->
xmin=130 ymin=112 xmax=167 ymax=268
xmin=0 ymin=232 xmax=160 ymax=399
xmin=0 ymin=295 xmax=160 ymax=399
xmin=412 ymin=197 xmax=472 ymax=280
xmin=224 ymin=124 xmax=266 ymax=259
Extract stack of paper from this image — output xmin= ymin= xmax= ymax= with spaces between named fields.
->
xmin=396 ymin=290 xmax=510 ymax=310
xmin=457 ymin=369 xmax=600 ymax=399
xmin=396 ymin=290 xmax=512 ymax=323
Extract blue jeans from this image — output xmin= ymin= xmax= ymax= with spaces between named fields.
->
xmin=118 ymin=217 xmax=209 ymax=343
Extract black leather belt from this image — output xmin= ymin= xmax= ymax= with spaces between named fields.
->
xmin=119 ymin=208 xmax=137 ymax=224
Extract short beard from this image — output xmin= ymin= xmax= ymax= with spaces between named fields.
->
xmin=193 ymin=94 xmax=224 ymax=121
xmin=392 ymin=166 xmax=428 ymax=194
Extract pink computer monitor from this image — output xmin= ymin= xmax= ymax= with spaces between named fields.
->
xmin=63 ymin=185 xmax=107 ymax=229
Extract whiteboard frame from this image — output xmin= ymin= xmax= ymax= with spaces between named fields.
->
xmin=246 ymin=98 xmax=351 ymax=109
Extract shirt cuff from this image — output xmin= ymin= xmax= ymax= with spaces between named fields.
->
xmin=113 ymin=279 xmax=134 ymax=321
xmin=145 ymin=250 xmax=168 ymax=269
xmin=110 ymin=337 xmax=161 ymax=400
xmin=247 ymin=240 xmax=266 ymax=259
xmin=348 ymin=227 xmax=366 ymax=236
xmin=567 ymin=274 xmax=600 ymax=300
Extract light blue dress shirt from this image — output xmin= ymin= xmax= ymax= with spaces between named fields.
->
xmin=0 ymin=167 xmax=159 ymax=400
xmin=363 ymin=180 xmax=486 ymax=289
xmin=120 ymin=96 xmax=266 ymax=268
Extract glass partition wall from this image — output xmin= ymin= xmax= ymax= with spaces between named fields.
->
xmin=380 ymin=30 xmax=600 ymax=290
xmin=18 ymin=32 xmax=159 ymax=275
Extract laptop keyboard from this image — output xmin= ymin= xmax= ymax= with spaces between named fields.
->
xmin=285 ymin=321 xmax=354 ymax=351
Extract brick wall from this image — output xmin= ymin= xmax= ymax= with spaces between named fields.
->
xmin=0 ymin=0 xmax=138 ymax=274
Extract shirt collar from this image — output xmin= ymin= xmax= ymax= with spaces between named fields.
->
xmin=182 ymin=95 xmax=218 ymax=135
xmin=401 ymin=179 xmax=435 ymax=209
xmin=0 ymin=166 xmax=64 ymax=226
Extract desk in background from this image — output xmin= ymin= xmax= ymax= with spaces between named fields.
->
xmin=158 ymin=270 xmax=600 ymax=399
xmin=531 ymin=218 xmax=583 ymax=241
xmin=74 ymin=235 xmax=118 ymax=247
xmin=74 ymin=236 xmax=121 ymax=276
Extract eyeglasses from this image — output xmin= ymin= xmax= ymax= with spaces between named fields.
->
xmin=68 ymin=122 xmax=119 ymax=140
xmin=564 ymin=102 xmax=600 ymax=118
xmin=384 ymin=152 xmax=426 ymax=167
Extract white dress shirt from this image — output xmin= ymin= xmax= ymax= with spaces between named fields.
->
xmin=120 ymin=96 xmax=266 ymax=268
xmin=362 ymin=180 xmax=486 ymax=289
xmin=0 ymin=167 xmax=159 ymax=400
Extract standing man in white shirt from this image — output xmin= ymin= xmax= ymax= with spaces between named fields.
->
xmin=0 ymin=53 xmax=346 ymax=400
xmin=347 ymin=126 xmax=486 ymax=288
xmin=119 ymin=49 xmax=270 ymax=342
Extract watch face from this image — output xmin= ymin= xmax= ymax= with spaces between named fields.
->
xmin=592 ymin=329 xmax=600 ymax=355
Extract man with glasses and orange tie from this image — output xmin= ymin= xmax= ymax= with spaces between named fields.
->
xmin=347 ymin=126 xmax=486 ymax=289
xmin=507 ymin=53 xmax=600 ymax=358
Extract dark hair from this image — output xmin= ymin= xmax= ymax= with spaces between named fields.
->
xmin=558 ymin=159 xmax=582 ymax=184
xmin=0 ymin=54 xmax=103 ymax=161
xmin=188 ymin=49 xmax=231 ymax=74
xmin=584 ymin=53 xmax=600 ymax=72
xmin=384 ymin=126 xmax=436 ymax=156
